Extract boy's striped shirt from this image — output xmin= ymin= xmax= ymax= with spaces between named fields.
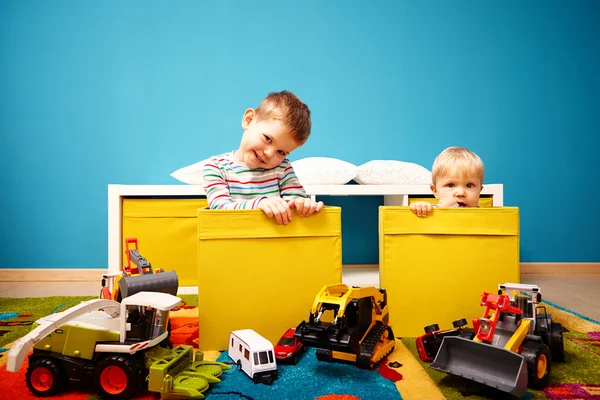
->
xmin=203 ymin=152 xmax=307 ymax=210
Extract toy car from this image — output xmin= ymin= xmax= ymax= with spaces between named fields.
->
xmin=274 ymin=328 xmax=304 ymax=364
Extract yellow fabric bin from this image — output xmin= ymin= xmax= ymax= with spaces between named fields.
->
xmin=379 ymin=206 xmax=519 ymax=337
xmin=122 ymin=198 xmax=207 ymax=286
xmin=197 ymin=206 xmax=342 ymax=351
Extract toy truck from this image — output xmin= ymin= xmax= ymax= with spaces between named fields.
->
xmin=425 ymin=283 xmax=564 ymax=397
xmin=7 ymin=291 xmax=229 ymax=399
xmin=294 ymin=284 xmax=395 ymax=369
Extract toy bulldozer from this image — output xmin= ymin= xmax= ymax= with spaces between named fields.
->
xmin=294 ymin=284 xmax=395 ymax=369
xmin=428 ymin=283 xmax=564 ymax=397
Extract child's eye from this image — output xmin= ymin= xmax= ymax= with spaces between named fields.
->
xmin=278 ymin=150 xmax=286 ymax=156
xmin=466 ymin=183 xmax=474 ymax=188
xmin=447 ymin=183 xmax=454 ymax=188
xmin=263 ymin=134 xmax=272 ymax=144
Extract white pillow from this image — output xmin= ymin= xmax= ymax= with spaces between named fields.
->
xmin=291 ymin=157 xmax=358 ymax=185
xmin=354 ymin=160 xmax=432 ymax=185
xmin=170 ymin=159 xmax=209 ymax=185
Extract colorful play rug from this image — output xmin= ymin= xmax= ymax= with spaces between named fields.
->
xmin=1 ymin=296 xmax=599 ymax=399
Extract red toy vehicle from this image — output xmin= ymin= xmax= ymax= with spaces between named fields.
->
xmin=274 ymin=328 xmax=304 ymax=364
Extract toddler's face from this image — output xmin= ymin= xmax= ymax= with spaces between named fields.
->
xmin=237 ymin=111 xmax=299 ymax=170
xmin=432 ymin=169 xmax=483 ymax=208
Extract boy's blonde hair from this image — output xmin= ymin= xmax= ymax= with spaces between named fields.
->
xmin=432 ymin=146 xmax=485 ymax=185
xmin=255 ymin=90 xmax=311 ymax=145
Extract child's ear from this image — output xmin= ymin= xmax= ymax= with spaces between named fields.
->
xmin=430 ymin=184 xmax=438 ymax=197
xmin=241 ymin=108 xmax=256 ymax=129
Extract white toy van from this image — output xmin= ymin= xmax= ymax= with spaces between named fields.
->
xmin=228 ymin=329 xmax=278 ymax=384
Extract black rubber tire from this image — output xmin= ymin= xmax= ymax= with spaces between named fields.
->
xmin=424 ymin=324 xmax=440 ymax=334
xmin=550 ymin=322 xmax=565 ymax=362
xmin=522 ymin=341 xmax=551 ymax=390
xmin=316 ymin=348 xmax=333 ymax=362
xmin=94 ymin=354 xmax=143 ymax=400
xmin=237 ymin=360 xmax=242 ymax=371
xmin=26 ymin=358 xmax=65 ymax=397
xmin=452 ymin=318 xmax=468 ymax=329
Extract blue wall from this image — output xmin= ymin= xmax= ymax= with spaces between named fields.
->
xmin=1 ymin=0 xmax=599 ymax=269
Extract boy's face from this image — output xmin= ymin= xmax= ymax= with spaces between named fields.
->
xmin=431 ymin=168 xmax=483 ymax=208
xmin=236 ymin=109 xmax=300 ymax=170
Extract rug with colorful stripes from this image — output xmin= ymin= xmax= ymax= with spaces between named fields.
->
xmin=1 ymin=295 xmax=599 ymax=400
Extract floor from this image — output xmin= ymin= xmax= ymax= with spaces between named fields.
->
xmin=1 ymin=273 xmax=599 ymax=322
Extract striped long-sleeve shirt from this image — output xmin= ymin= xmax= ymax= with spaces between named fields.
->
xmin=203 ymin=152 xmax=308 ymax=210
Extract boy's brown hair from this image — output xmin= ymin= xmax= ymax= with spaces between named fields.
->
xmin=255 ymin=90 xmax=311 ymax=145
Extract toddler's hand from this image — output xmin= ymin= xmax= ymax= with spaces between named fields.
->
xmin=410 ymin=201 xmax=433 ymax=217
xmin=288 ymin=198 xmax=324 ymax=217
xmin=436 ymin=194 xmax=459 ymax=208
xmin=258 ymin=197 xmax=293 ymax=225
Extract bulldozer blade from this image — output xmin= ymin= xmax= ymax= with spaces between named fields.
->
xmin=430 ymin=336 xmax=528 ymax=397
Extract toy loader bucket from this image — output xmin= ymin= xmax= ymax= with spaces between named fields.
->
xmin=430 ymin=336 xmax=528 ymax=397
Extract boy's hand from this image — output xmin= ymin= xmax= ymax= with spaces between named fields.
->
xmin=258 ymin=197 xmax=293 ymax=225
xmin=288 ymin=198 xmax=324 ymax=217
xmin=410 ymin=201 xmax=433 ymax=217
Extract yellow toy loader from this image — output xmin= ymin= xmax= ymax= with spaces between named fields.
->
xmin=430 ymin=283 xmax=564 ymax=397
xmin=294 ymin=284 xmax=395 ymax=369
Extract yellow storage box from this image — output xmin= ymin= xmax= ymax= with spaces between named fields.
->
xmin=122 ymin=198 xmax=207 ymax=286
xmin=379 ymin=207 xmax=519 ymax=337
xmin=197 ymin=207 xmax=342 ymax=351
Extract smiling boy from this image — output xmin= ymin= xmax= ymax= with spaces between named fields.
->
xmin=410 ymin=146 xmax=485 ymax=217
xmin=203 ymin=91 xmax=323 ymax=225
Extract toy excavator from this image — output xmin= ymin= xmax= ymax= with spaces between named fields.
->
xmin=425 ymin=283 xmax=564 ymax=397
xmin=294 ymin=284 xmax=395 ymax=369
xmin=100 ymin=237 xmax=178 ymax=302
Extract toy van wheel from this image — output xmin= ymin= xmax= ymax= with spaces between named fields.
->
xmin=237 ymin=360 xmax=242 ymax=371
xmin=26 ymin=358 xmax=65 ymax=397
xmin=424 ymin=324 xmax=439 ymax=334
xmin=522 ymin=341 xmax=551 ymax=389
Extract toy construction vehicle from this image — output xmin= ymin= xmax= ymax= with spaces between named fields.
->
xmin=100 ymin=237 xmax=178 ymax=302
xmin=123 ymin=237 xmax=164 ymax=276
xmin=7 ymin=291 xmax=230 ymax=399
xmin=294 ymin=284 xmax=395 ymax=369
xmin=425 ymin=283 xmax=564 ymax=397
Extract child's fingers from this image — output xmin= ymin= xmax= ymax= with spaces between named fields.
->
xmin=275 ymin=200 xmax=292 ymax=225
xmin=303 ymin=199 xmax=316 ymax=217
xmin=316 ymin=201 xmax=324 ymax=213
xmin=295 ymin=199 xmax=306 ymax=215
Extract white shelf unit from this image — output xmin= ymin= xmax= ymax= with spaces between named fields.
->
xmin=108 ymin=183 xmax=503 ymax=292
